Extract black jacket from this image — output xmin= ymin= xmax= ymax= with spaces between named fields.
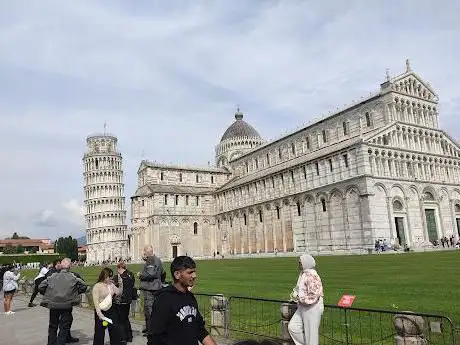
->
xmin=147 ymin=285 xmax=209 ymax=345
xmin=139 ymin=255 xmax=164 ymax=291
xmin=38 ymin=269 xmax=87 ymax=309
xmin=113 ymin=270 xmax=135 ymax=304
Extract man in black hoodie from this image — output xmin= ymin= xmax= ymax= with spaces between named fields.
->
xmin=139 ymin=244 xmax=164 ymax=335
xmin=147 ymin=256 xmax=216 ymax=345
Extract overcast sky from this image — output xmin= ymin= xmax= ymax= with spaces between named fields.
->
xmin=0 ymin=1 xmax=459 ymax=240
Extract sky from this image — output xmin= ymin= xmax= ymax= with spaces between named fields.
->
xmin=0 ymin=1 xmax=459 ymax=240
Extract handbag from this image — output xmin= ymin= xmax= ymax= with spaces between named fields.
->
xmin=99 ymin=293 xmax=112 ymax=311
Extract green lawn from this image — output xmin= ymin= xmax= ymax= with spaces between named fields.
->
xmin=21 ymin=250 xmax=460 ymax=324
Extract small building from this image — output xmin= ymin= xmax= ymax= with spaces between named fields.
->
xmin=0 ymin=239 xmax=54 ymax=254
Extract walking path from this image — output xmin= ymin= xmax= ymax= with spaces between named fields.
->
xmin=0 ymin=292 xmax=144 ymax=345
xmin=0 ymin=292 xmax=232 ymax=345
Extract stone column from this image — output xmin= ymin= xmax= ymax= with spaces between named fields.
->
xmin=210 ymin=295 xmax=230 ymax=337
xmin=280 ymin=302 xmax=297 ymax=345
xmin=393 ymin=313 xmax=427 ymax=345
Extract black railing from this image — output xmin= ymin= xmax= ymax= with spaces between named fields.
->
xmin=194 ymin=294 xmax=459 ymax=345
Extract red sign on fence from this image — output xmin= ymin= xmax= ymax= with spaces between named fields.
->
xmin=337 ymin=295 xmax=356 ymax=308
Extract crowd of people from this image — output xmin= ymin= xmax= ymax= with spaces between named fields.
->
xmin=1 ymin=247 xmax=325 ymax=345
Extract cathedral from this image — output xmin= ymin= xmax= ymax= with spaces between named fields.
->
xmin=129 ymin=61 xmax=460 ymax=261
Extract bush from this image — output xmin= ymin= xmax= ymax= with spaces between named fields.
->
xmin=0 ymin=254 xmax=61 ymax=265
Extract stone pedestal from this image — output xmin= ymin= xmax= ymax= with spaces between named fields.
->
xmin=280 ymin=302 xmax=297 ymax=345
xmin=210 ymin=295 xmax=229 ymax=337
xmin=394 ymin=313 xmax=427 ymax=345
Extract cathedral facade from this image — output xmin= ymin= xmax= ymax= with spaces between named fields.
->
xmin=129 ymin=62 xmax=460 ymax=261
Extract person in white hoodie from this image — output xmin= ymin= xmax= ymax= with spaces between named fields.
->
xmin=3 ymin=264 xmax=21 ymax=315
xmin=288 ymin=254 xmax=324 ymax=345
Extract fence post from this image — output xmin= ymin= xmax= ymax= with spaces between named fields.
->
xmin=280 ymin=302 xmax=297 ymax=345
xmin=393 ymin=313 xmax=427 ymax=345
xmin=210 ymin=294 xmax=229 ymax=337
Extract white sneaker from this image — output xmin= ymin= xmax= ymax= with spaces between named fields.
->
xmin=5 ymin=311 xmax=15 ymax=315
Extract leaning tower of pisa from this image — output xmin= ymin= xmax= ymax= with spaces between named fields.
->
xmin=83 ymin=132 xmax=129 ymax=263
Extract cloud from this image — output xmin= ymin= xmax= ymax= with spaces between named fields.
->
xmin=0 ymin=1 xmax=459 ymax=240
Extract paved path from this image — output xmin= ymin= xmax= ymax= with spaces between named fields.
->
xmin=0 ymin=292 xmax=232 ymax=345
xmin=0 ymin=292 xmax=146 ymax=345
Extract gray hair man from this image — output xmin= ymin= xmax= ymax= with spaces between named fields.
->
xmin=39 ymin=258 xmax=87 ymax=345
xmin=138 ymin=245 xmax=164 ymax=335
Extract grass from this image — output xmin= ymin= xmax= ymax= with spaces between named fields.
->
xmin=20 ymin=250 xmax=460 ymax=324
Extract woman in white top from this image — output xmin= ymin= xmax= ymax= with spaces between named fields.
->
xmin=28 ymin=262 xmax=51 ymax=307
xmin=3 ymin=265 xmax=21 ymax=315
xmin=92 ymin=267 xmax=121 ymax=345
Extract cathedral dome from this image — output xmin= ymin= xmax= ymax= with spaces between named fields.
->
xmin=220 ymin=109 xmax=261 ymax=142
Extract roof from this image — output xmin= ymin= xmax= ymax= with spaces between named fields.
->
xmin=0 ymin=239 xmax=53 ymax=249
xmin=228 ymin=93 xmax=381 ymax=162
xmin=217 ymin=134 xmax=369 ymax=191
xmin=220 ymin=110 xmax=262 ymax=142
xmin=133 ymin=183 xmax=216 ymax=197
xmin=139 ymin=160 xmax=229 ymax=174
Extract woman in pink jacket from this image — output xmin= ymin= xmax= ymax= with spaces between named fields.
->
xmin=288 ymin=254 xmax=324 ymax=345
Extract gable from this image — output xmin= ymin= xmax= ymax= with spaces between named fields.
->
xmin=365 ymin=123 xmax=460 ymax=159
xmin=439 ymin=132 xmax=460 ymax=159
xmin=390 ymin=72 xmax=438 ymax=103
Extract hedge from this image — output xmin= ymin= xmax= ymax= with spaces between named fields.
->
xmin=0 ymin=253 xmax=61 ymax=265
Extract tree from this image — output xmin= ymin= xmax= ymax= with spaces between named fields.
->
xmin=2 ymin=245 xmax=16 ymax=254
xmin=6 ymin=232 xmax=30 ymax=240
xmin=54 ymin=236 xmax=78 ymax=261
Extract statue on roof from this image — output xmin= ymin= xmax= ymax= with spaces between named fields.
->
xmin=406 ymin=59 xmax=411 ymax=72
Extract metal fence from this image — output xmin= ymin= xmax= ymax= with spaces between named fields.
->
xmin=194 ymin=294 xmax=459 ymax=345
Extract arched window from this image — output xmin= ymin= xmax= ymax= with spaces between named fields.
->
xmin=297 ymin=202 xmax=301 ymax=216
xmin=164 ymin=194 xmax=168 ymax=205
xmin=455 ymin=204 xmax=460 ymax=213
xmin=322 ymin=129 xmax=327 ymax=143
xmin=393 ymin=200 xmax=404 ymax=211
xmin=276 ymin=206 xmax=280 ymax=220
xmin=243 ymin=214 xmax=247 ymax=225
xmin=343 ymin=121 xmax=349 ymax=135
xmin=259 ymin=210 xmax=263 ymax=222
xmin=291 ymin=142 xmax=296 ymax=155
xmin=211 ymin=175 xmax=214 ymax=184
xmin=424 ymin=191 xmax=435 ymax=201
xmin=160 ymin=172 xmax=164 ymax=181
xmin=321 ymin=199 xmax=327 ymax=212
xmin=179 ymin=173 xmax=183 ymax=182
xmin=193 ymin=222 xmax=198 ymax=235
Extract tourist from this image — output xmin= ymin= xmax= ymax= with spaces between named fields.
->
xmin=147 ymin=255 xmax=216 ymax=345
xmin=138 ymin=244 xmax=164 ymax=335
xmin=2 ymin=264 xmax=20 ymax=315
xmin=38 ymin=258 xmax=87 ymax=345
xmin=45 ymin=259 xmax=62 ymax=278
xmin=29 ymin=262 xmax=51 ymax=307
xmin=92 ymin=267 xmax=121 ymax=345
xmin=288 ymin=254 xmax=324 ymax=345
xmin=113 ymin=261 xmax=136 ymax=343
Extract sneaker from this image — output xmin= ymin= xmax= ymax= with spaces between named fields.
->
xmin=28 ymin=303 xmax=36 ymax=307
xmin=5 ymin=311 xmax=15 ymax=315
